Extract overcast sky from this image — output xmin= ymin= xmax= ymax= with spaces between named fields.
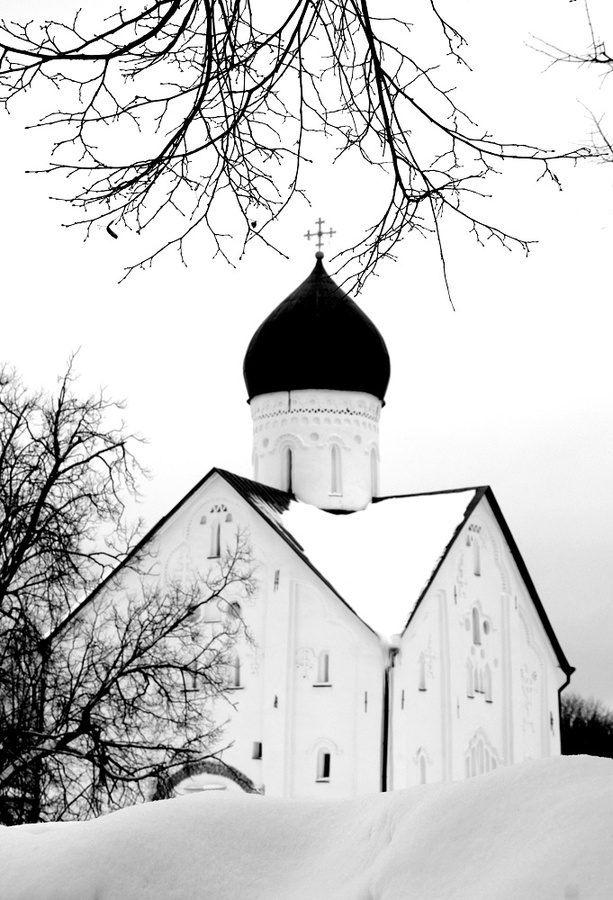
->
xmin=1 ymin=0 xmax=612 ymax=705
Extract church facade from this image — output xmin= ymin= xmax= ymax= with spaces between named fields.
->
xmin=119 ymin=253 xmax=574 ymax=798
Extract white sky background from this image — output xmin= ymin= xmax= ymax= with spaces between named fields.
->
xmin=0 ymin=1 xmax=612 ymax=703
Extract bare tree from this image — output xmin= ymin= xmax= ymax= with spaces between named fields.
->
xmin=0 ymin=2 xmax=585 ymax=300
xmin=560 ymin=692 xmax=613 ymax=758
xmin=537 ymin=4 xmax=613 ymax=161
xmin=0 ymin=363 xmax=255 ymax=823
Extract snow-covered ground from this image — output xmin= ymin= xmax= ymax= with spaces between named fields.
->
xmin=1 ymin=756 xmax=611 ymax=899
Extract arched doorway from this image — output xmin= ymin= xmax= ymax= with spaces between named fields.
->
xmin=152 ymin=759 xmax=260 ymax=800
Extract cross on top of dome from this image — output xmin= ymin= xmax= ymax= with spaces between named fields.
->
xmin=304 ymin=217 xmax=336 ymax=256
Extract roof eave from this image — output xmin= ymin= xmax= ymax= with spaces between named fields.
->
xmin=482 ymin=487 xmax=574 ymax=679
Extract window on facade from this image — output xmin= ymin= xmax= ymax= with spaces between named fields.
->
xmin=465 ymin=734 xmax=499 ymax=778
xmin=273 ymin=569 xmax=280 ymax=591
xmin=317 ymin=651 xmax=330 ymax=684
xmin=466 ymin=660 xmax=474 ymax=698
xmin=227 ymin=601 xmax=242 ymax=619
xmin=281 ymin=446 xmax=293 ymax=492
xmin=419 ymin=755 xmax=427 ymax=785
xmin=209 ymin=520 xmax=221 ymax=558
xmin=252 ymin=742 xmax=263 ymax=760
xmin=316 ymin=749 xmax=331 ymax=782
xmin=370 ymin=448 xmax=379 ymax=497
xmin=418 ymin=653 xmax=426 ymax=691
xmin=330 ymin=445 xmax=342 ymax=495
xmin=472 ymin=607 xmax=481 ymax=645
xmin=484 ymin=665 xmax=493 ymax=703
xmin=473 ymin=538 xmax=481 ymax=576
xmin=185 ymin=663 xmax=199 ymax=692
xmin=228 ymin=655 xmax=241 ymax=688
xmin=186 ymin=604 xmax=202 ymax=625
xmin=201 ymin=601 xmax=221 ymax=624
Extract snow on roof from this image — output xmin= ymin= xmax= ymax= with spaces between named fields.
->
xmin=281 ymin=488 xmax=479 ymax=636
xmin=2 ymin=756 xmax=612 ymax=899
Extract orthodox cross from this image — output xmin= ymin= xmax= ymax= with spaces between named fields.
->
xmin=304 ymin=217 xmax=336 ymax=251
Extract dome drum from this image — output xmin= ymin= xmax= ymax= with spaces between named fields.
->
xmin=251 ymin=388 xmax=381 ymax=511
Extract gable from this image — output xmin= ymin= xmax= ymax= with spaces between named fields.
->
xmin=58 ymin=469 xmax=571 ymax=681
xmin=402 ymin=489 xmax=573 ymax=678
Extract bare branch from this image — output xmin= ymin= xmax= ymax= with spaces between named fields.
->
xmin=0 ymin=364 xmax=255 ymax=822
xmin=0 ymin=1 xmax=588 ymax=299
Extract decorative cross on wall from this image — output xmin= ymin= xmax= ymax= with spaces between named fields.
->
xmin=304 ymin=217 xmax=336 ymax=251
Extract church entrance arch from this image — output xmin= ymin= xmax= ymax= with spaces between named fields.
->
xmin=152 ymin=759 xmax=260 ymax=799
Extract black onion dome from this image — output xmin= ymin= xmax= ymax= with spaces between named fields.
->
xmin=243 ymin=256 xmax=391 ymax=403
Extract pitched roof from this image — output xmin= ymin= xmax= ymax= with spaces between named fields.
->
xmin=281 ymin=484 xmax=572 ymax=677
xmin=475 ymin=488 xmax=574 ymax=678
xmin=282 ymin=487 xmax=480 ymax=636
xmin=50 ymin=469 xmax=572 ymax=678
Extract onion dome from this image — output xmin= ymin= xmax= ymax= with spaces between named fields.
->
xmin=243 ymin=253 xmax=391 ymax=403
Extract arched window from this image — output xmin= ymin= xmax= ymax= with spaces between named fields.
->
xmin=472 ymin=607 xmax=481 ymax=645
xmin=465 ymin=731 xmax=499 ymax=778
xmin=477 ymin=739 xmax=484 ymax=773
xmin=185 ymin=663 xmax=199 ymax=692
xmin=330 ymin=445 xmax=342 ymax=495
xmin=316 ymin=748 xmax=331 ymax=782
xmin=466 ymin=660 xmax=474 ymax=698
xmin=229 ymin=655 xmax=241 ymax=688
xmin=418 ymin=653 xmax=427 ymax=691
xmin=317 ymin=651 xmax=330 ymax=684
xmin=281 ymin=446 xmax=293 ymax=492
xmin=370 ymin=447 xmax=379 ymax=497
xmin=484 ymin=664 xmax=493 ymax=703
xmin=227 ymin=601 xmax=242 ymax=620
xmin=419 ymin=754 xmax=427 ymax=785
xmin=201 ymin=601 xmax=221 ymax=624
xmin=473 ymin=538 xmax=481 ymax=576
xmin=209 ymin=520 xmax=221 ymax=558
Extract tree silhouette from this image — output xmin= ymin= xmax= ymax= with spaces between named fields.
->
xmin=0 ymin=2 xmax=585 ymax=299
xmin=0 ymin=362 xmax=255 ymax=822
xmin=537 ymin=4 xmax=612 ymax=162
xmin=560 ymin=692 xmax=613 ymax=759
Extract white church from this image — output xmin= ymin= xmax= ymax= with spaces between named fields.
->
xmin=128 ymin=251 xmax=573 ymax=798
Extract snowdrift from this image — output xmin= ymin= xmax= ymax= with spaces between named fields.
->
xmin=1 ymin=756 xmax=612 ymax=900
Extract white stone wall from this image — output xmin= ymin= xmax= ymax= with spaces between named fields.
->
xmin=390 ymin=496 xmax=564 ymax=788
xmin=153 ymin=472 xmax=384 ymax=798
xmin=104 ymin=474 xmax=565 ymax=797
xmin=250 ymin=389 xmax=382 ymax=511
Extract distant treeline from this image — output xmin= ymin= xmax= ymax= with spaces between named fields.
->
xmin=561 ymin=693 xmax=613 ymax=758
